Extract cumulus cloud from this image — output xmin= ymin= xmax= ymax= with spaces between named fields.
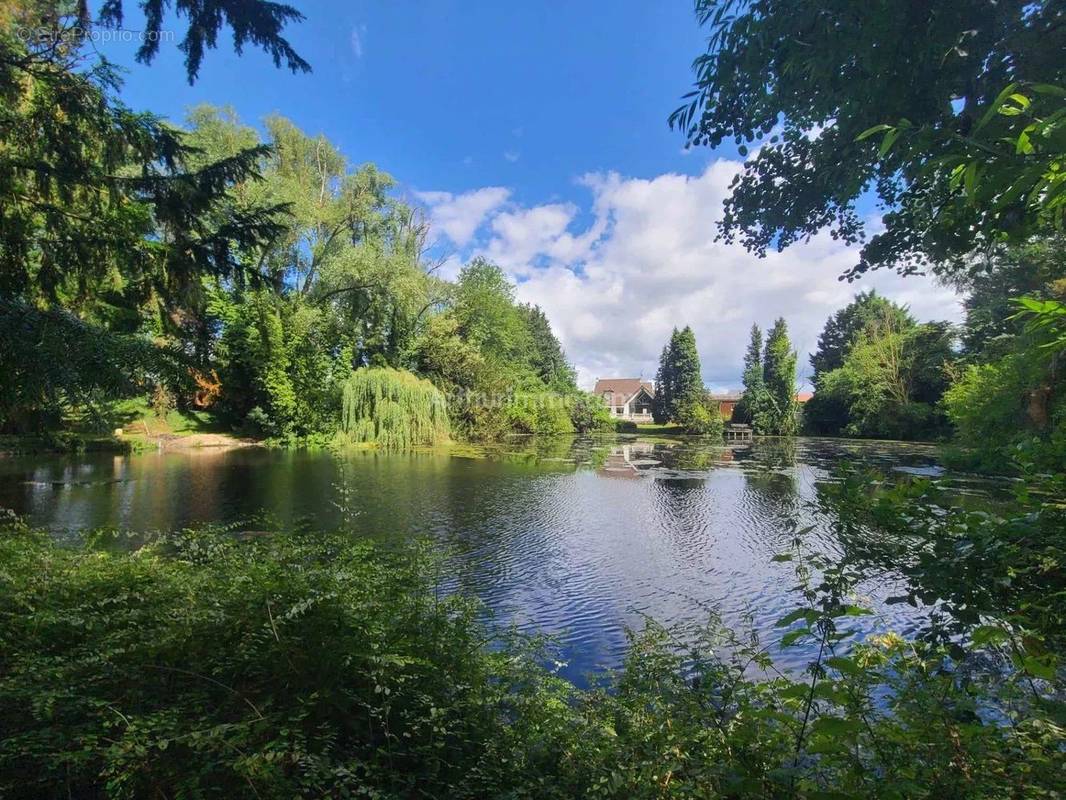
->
xmin=422 ymin=160 xmax=963 ymax=390
xmin=415 ymin=186 xmax=511 ymax=248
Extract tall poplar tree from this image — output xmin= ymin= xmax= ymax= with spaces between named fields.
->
xmin=734 ymin=324 xmax=764 ymax=424
xmin=762 ymin=318 xmax=799 ymax=435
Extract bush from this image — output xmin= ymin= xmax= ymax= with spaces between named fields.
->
xmin=614 ymin=418 xmax=638 ymax=433
xmin=2 ymin=513 xmax=1064 ymax=799
xmin=675 ymin=395 xmax=724 ymax=437
xmin=503 ymin=390 xmax=575 ymax=435
xmin=568 ymin=393 xmax=614 ymax=434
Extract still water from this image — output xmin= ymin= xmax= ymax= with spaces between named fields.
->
xmin=0 ymin=436 xmax=981 ymax=681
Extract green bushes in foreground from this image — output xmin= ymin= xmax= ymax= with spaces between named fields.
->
xmin=1 ymin=494 xmax=1064 ymax=799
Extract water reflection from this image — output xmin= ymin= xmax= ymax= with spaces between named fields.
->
xmin=0 ymin=436 xmax=988 ymax=681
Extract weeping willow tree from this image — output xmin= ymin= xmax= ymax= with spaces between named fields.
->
xmin=340 ymin=368 xmax=449 ymax=448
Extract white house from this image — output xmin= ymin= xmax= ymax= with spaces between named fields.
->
xmin=593 ymin=378 xmax=655 ymax=422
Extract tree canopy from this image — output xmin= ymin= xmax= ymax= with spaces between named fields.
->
xmin=672 ymin=0 xmax=1066 ymax=277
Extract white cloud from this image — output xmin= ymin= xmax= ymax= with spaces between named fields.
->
xmin=415 ymin=186 xmax=511 ymax=248
xmin=423 ymin=160 xmax=964 ymax=390
xmin=504 ymin=150 xmax=520 ymax=163
xmin=350 ymin=24 xmax=366 ymax=59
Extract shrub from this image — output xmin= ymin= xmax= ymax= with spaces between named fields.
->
xmin=568 ymin=393 xmax=613 ymax=434
xmin=675 ymin=395 xmax=724 ymax=437
xmin=2 ymin=512 xmax=1064 ymax=799
xmin=614 ymin=419 xmax=638 ymax=433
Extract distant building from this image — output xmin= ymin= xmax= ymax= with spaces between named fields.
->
xmin=594 ymin=378 xmax=655 ymax=422
xmin=708 ymin=391 xmax=743 ymax=419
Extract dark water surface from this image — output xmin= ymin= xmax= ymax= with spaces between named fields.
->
xmin=0 ymin=436 xmax=987 ymax=681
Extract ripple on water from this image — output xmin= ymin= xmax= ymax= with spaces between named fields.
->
xmin=0 ymin=437 xmax=990 ymax=682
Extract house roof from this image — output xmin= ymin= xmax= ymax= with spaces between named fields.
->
xmin=594 ymin=378 xmax=654 ymax=403
xmin=709 ymin=392 xmax=743 ymax=403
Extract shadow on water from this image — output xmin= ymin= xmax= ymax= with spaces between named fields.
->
xmin=0 ymin=435 xmax=1006 ymax=683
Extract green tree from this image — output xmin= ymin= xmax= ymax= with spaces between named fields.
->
xmin=814 ymin=312 xmax=955 ymax=440
xmin=760 ymin=318 xmax=798 ymax=435
xmin=0 ymin=2 xmax=307 ymax=431
xmin=733 ymin=323 xmax=763 ymax=424
xmin=518 ymin=303 xmax=576 ymax=390
xmin=671 ymin=0 xmax=1066 ymax=277
xmin=652 ymin=341 xmax=673 ymax=424
xmin=653 ymin=326 xmax=704 ymax=424
xmin=810 ymin=292 xmax=913 ymax=381
xmin=806 ymin=293 xmax=913 ymax=434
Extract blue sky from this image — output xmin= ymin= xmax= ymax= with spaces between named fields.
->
xmin=97 ymin=1 xmax=962 ymax=389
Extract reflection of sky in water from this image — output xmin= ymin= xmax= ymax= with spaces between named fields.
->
xmin=0 ymin=437 xmax=1000 ymax=683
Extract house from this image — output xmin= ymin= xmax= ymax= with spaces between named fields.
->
xmin=594 ymin=378 xmax=655 ymax=422
xmin=708 ymin=391 xmax=743 ymax=420
xmin=711 ymin=391 xmax=814 ymax=421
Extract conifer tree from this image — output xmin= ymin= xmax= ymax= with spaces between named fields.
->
xmin=735 ymin=324 xmax=764 ymax=424
xmin=762 ymin=318 xmax=799 ymax=435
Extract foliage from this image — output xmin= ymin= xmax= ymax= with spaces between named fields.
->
xmin=653 ymin=326 xmax=703 ymax=424
xmin=568 ymin=392 xmax=614 ymax=435
xmin=3 ymin=492 xmax=1066 ymax=798
xmin=671 ymin=0 xmax=1066 ymax=277
xmin=810 ymin=291 xmax=913 ymax=382
xmin=731 ymin=323 xmax=763 ymax=424
xmin=947 ymin=238 xmax=1066 ymax=359
xmin=0 ymin=298 xmax=185 ymax=433
xmin=674 ymin=394 xmax=723 ymax=437
xmin=805 ymin=295 xmax=955 ymax=440
xmin=340 ymin=368 xmax=449 ymax=449
xmin=757 ymin=317 xmax=798 ymax=435
xmin=0 ymin=4 xmax=305 ymax=432
xmin=944 ymin=299 xmax=1066 ymax=471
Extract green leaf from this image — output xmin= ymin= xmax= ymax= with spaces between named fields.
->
xmin=971 ymin=625 xmax=1010 ymax=647
xmin=776 ymin=608 xmax=819 ymax=627
xmin=855 ymin=123 xmax=891 ymax=142
xmin=771 ymin=553 xmax=793 ymax=562
xmin=826 ymin=656 xmax=864 ymax=676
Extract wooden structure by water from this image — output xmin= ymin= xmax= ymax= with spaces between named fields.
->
xmin=725 ymin=424 xmax=753 ymax=442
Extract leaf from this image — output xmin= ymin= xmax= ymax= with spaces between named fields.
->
xmin=855 ymin=124 xmax=891 ymax=142
xmin=976 ymin=82 xmax=1020 ymax=131
xmin=826 ymin=656 xmax=864 ymax=676
xmin=971 ymin=625 xmax=1010 ymax=647
xmin=810 ymin=716 xmax=863 ymax=737
xmin=878 ymin=128 xmax=901 ymax=158
xmin=781 ymin=628 xmax=811 ymax=647
xmin=771 ymin=553 xmax=793 ymax=562
xmin=776 ymin=608 xmax=819 ymax=627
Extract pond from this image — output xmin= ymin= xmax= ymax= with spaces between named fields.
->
xmin=0 ymin=436 xmax=990 ymax=682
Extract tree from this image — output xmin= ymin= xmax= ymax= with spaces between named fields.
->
xmin=0 ymin=1 xmax=307 ymax=431
xmin=652 ymin=342 xmax=673 ymax=424
xmin=672 ymin=326 xmax=704 ymax=409
xmin=760 ymin=318 xmax=798 ymax=435
xmin=671 ymin=1 xmax=1066 ymax=277
xmin=733 ymin=323 xmax=763 ymax=424
xmin=810 ymin=292 xmax=913 ymax=382
xmin=812 ymin=311 xmax=955 ymax=440
xmin=518 ymin=304 xmax=577 ymax=390
xmin=947 ymin=238 xmax=1066 ymax=359
xmin=806 ymin=293 xmax=914 ymax=434
xmin=653 ymin=326 xmax=704 ymax=424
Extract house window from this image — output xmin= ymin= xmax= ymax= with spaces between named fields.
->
xmin=615 ymin=406 xmax=624 ymax=415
